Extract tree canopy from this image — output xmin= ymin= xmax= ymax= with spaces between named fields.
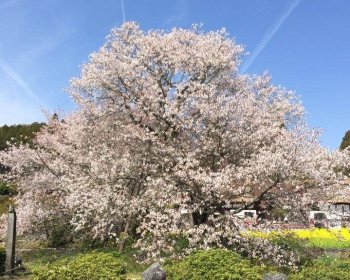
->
xmin=0 ymin=122 xmax=44 ymax=151
xmin=340 ymin=130 xmax=350 ymax=150
xmin=0 ymin=23 xmax=349 ymax=259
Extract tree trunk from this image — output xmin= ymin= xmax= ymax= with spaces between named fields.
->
xmin=118 ymin=211 xmax=133 ymax=252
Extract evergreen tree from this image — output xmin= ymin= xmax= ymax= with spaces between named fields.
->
xmin=340 ymin=130 xmax=350 ymax=150
xmin=0 ymin=122 xmax=44 ymax=151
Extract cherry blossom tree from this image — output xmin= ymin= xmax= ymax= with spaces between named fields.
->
xmin=1 ymin=22 xmax=349 ymax=259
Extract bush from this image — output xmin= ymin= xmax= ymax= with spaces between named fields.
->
xmin=31 ymin=251 xmax=127 ymax=280
xmin=47 ymin=222 xmax=74 ymax=248
xmin=0 ymin=246 xmax=5 ymax=275
xmin=290 ymin=257 xmax=350 ymax=280
xmin=165 ymin=249 xmax=266 ymax=280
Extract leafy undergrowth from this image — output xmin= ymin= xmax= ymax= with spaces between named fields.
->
xmin=20 ymin=248 xmax=273 ymax=280
xmin=21 ymin=248 xmax=147 ymax=280
xmin=31 ymin=251 xmax=126 ymax=280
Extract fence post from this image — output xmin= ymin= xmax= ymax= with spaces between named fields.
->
xmin=5 ymin=206 xmax=16 ymax=275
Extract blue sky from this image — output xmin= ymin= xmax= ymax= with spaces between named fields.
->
xmin=0 ymin=0 xmax=349 ymax=149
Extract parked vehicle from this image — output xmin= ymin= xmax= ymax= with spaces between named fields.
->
xmin=231 ymin=209 xmax=258 ymax=226
xmin=309 ymin=211 xmax=329 ymax=228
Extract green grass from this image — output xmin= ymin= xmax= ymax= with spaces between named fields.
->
xmin=307 ymin=238 xmax=350 ymax=249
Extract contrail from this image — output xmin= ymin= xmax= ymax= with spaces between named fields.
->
xmin=241 ymin=0 xmax=302 ymax=73
xmin=121 ymin=0 xmax=126 ymax=23
xmin=0 ymin=59 xmax=42 ymax=105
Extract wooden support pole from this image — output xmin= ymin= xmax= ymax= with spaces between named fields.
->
xmin=5 ymin=206 xmax=16 ymax=276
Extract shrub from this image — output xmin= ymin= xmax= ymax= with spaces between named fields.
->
xmin=47 ymin=222 xmax=74 ymax=248
xmin=165 ymin=249 xmax=266 ymax=280
xmin=290 ymin=257 xmax=350 ymax=280
xmin=0 ymin=246 xmax=5 ymax=275
xmin=31 ymin=251 xmax=126 ymax=280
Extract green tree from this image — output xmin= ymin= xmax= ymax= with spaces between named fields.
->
xmin=0 ymin=122 xmax=44 ymax=151
xmin=340 ymin=130 xmax=350 ymax=150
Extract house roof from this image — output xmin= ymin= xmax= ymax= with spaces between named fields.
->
xmin=327 ymin=196 xmax=350 ymax=204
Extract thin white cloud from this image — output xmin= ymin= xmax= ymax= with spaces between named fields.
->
xmin=17 ymin=25 xmax=77 ymax=66
xmin=163 ymin=0 xmax=187 ymax=27
xmin=241 ymin=0 xmax=302 ymax=73
xmin=164 ymin=13 xmax=185 ymax=26
xmin=0 ymin=58 xmax=43 ymax=105
xmin=17 ymin=38 xmax=57 ymax=65
xmin=121 ymin=0 xmax=126 ymax=23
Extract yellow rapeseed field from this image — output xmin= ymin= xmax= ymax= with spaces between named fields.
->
xmin=293 ymin=228 xmax=350 ymax=240
xmin=248 ymin=228 xmax=350 ymax=249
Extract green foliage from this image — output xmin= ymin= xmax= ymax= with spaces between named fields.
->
xmin=21 ymin=248 xmax=146 ymax=280
xmin=47 ymin=221 xmax=75 ymax=248
xmin=0 ymin=122 xmax=44 ymax=151
xmin=0 ymin=182 xmax=17 ymax=196
xmin=0 ymin=195 xmax=12 ymax=216
xmin=0 ymin=183 xmax=16 ymax=216
xmin=0 ymin=246 xmax=5 ymax=275
xmin=165 ymin=249 xmax=266 ymax=280
xmin=172 ymin=234 xmax=190 ymax=254
xmin=270 ymin=207 xmax=286 ymax=220
xmin=166 ymin=233 xmax=190 ymax=255
xmin=31 ymin=251 xmax=127 ymax=280
xmin=290 ymin=257 xmax=350 ymax=280
xmin=340 ymin=130 xmax=350 ymax=150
